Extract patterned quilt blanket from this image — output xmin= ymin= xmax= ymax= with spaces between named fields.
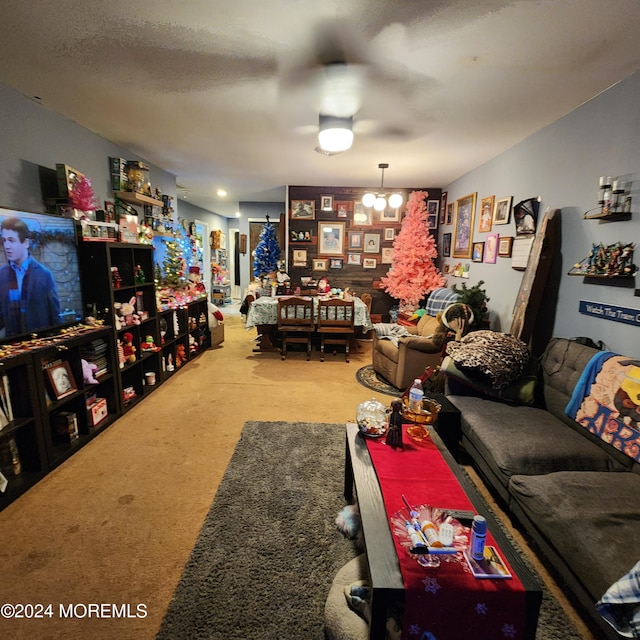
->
xmin=565 ymin=352 xmax=640 ymax=463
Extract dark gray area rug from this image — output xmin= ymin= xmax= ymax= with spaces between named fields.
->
xmin=156 ymin=421 xmax=584 ymax=640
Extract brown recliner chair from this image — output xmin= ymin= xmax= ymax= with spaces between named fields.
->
xmin=372 ymin=313 xmax=447 ymax=391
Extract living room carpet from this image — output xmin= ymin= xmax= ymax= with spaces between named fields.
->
xmin=355 ymin=364 xmax=402 ymax=396
xmin=156 ymin=421 xmax=583 ymax=640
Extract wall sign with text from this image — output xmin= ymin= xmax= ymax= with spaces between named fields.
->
xmin=579 ymin=300 xmax=640 ymax=327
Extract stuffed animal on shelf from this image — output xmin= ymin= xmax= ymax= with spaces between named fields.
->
xmin=120 ymin=297 xmax=141 ymax=327
xmin=121 ymin=332 xmax=136 ymax=363
xmin=140 ymin=335 xmax=160 ymax=352
xmin=81 ymin=358 xmax=99 ymax=384
xmin=175 ymin=344 xmax=187 ymax=368
xmin=187 ymin=266 xmax=206 ymax=294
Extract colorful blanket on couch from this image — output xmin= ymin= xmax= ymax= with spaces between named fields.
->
xmin=565 ymin=352 xmax=640 ymax=462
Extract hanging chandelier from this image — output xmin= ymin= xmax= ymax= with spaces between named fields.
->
xmin=362 ymin=163 xmax=403 ymax=211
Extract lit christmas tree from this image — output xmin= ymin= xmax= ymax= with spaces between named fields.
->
xmin=253 ymin=215 xmax=281 ymax=278
xmin=380 ymin=190 xmax=445 ymax=311
xmin=163 ymin=239 xmax=186 ymax=287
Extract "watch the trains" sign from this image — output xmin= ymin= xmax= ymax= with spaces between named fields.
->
xmin=579 ymin=300 xmax=640 ymax=327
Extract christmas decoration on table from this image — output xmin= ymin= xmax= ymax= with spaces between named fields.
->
xmin=380 ymin=190 xmax=446 ymax=313
xmin=317 ymin=277 xmax=330 ymax=294
xmin=121 ymin=333 xmax=136 ymax=363
xmin=69 ymin=175 xmax=98 ymax=220
xmin=252 ymin=215 xmax=281 ymax=278
xmin=275 ymin=259 xmax=291 ymax=294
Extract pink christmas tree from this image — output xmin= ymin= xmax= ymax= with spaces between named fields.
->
xmin=380 ymin=190 xmax=445 ymax=310
xmin=69 ymin=176 xmax=98 ymax=212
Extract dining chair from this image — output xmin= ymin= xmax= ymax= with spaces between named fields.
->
xmin=277 ymin=296 xmax=315 ymax=360
xmin=316 ymin=299 xmax=355 ymax=362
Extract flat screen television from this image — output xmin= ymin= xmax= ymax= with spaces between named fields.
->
xmin=0 ymin=206 xmax=83 ymax=342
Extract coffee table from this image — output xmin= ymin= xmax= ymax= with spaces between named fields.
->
xmin=344 ymin=422 xmax=541 ymax=640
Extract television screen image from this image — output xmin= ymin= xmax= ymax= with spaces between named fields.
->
xmin=0 ymin=207 xmax=83 ymax=341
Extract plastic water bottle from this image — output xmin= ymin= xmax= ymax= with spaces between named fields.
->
xmin=471 ymin=515 xmax=487 ymax=561
xmin=408 ymin=378 xmax=424 ymax=412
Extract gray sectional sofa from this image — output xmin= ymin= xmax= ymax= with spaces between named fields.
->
xmin=445 ymin=337 xmax=640 ymax=639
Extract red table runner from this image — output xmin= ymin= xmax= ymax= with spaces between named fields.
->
xmin=366 ymin=425 xmax=527 ymax=640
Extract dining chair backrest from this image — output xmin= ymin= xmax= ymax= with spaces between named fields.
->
xmin=317 ymin=299 xmax=355 ymax=330
xmin=277 ymin=296 xmax=314 ymax=329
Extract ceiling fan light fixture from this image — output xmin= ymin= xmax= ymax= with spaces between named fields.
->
xmin=318 ymin=114 xmax=354 ymax=153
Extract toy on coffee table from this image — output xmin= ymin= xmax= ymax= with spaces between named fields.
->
xmin=386 ymin=398 xmax=404 ymax=450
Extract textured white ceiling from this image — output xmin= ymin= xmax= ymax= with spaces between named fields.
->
xmin=1 ymin=0 xmax=639 ymax=217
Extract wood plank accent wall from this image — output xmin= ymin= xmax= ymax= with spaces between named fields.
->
xmin=288 ymin=185 xmax=441 ymax=319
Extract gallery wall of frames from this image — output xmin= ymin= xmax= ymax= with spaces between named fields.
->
xmin=287 ymin=185 xmax=441 ymax=317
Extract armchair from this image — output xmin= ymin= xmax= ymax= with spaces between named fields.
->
xmin=372 ymin=313 xmax=446 ymax=390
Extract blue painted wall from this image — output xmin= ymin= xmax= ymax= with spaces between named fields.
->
xmin=442 ymin=71 xmax=640 ymax=357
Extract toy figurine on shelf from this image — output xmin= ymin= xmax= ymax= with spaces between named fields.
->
xmin=111 ymin=266 xmax=122 ymax=289
xmin=386 ymin=398 xmax=404 ymax=450
xmin=140 ymin=335 xmax=160 ymax=352
xmin=188 ymin=266 xmax=206 ymax=295
xmin=175 ymin=344 xmax=187 ymax=368
xmin=121 ymin=332 xmax=136 ymax=363
xmin=134 ymin=264 xmax=146 ymax=284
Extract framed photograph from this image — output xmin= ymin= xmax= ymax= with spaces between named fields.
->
xmin=442 ymin=232 xmax=452 ymax=257
xmin=290 ymin=200 xmax=315 ymax=220
xmin=380 ymin=207 xmax=400 ymax=223
xmin=427 ymin=200 xmax=439 ymax=229
xmin=348 ymin=230 xmax=363 ymax=251
xmin=445 ymin=203 xmax=454 ymax=225
xmin=353 ymin=203 xmax=372 ymax=225
xmin=381 ymin=247 xmax=394 ymax=264
xmin=335 ymin=200 xmax=353 ymax=218
xmin=453 ymin=192 xmax=477 ymax=259
xmin=47 ymin=362 xmax=77 ymax=400
xmin=493 ymin=196 xmax=512 ymax=225
xmin=498 ymin=235 xmax=514 ymax=257
xmin=514 ymin=198 xmax=538 ymax=235
xmin=289 ymin=229 xmax=312 ymax=242
xmin=318 ymin=221 xmax=345 ymax=256
xmin=484 ymin=233 xmax=499 ymax=264
xmin=293 ymin=249 xmax=307 ymax=266
xmin=440 ymin=191 xmax=448 ymax=224
xmin=479 ymin=195 xmax=495 ymax=233
xmin=320 ymin=195 xmax=334 ymax=211
xmin=104 ymin=200 xmax=116 ymax=221
xmin=313 ymin=258 xmax=327 ymax=271
xmin=472 ymin=242 xmax=484 ymax=262
xmin=363 ymin=258 xmax=377 ymax=269
xmin=363 ymin=233 xmax=380 ymax=253
xmin=384 ymin=228 xmax=395 ymax=241
xmin=329 ymin=257 xmax=343 ymax=270
xmin=347 ymin=253 xmax=361 ymax=265
xmin=443 ymin=263 xmax=450 ymax=274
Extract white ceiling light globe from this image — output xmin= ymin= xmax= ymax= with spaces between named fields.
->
xmin=362 ymin=192 xmax=376 ymax=208
xmin=388 ymin=193 xmax=403 ymax=209
xmin=374 ymin=196 xmax=387 ymax=211
xmin=317 ymin=127 xmax=353 ymax=153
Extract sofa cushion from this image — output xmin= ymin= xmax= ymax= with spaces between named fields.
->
xmin=449 ymin=395 xmax=628 ymax=490
xmin=508 ymin=471 xmax=640 ymax=602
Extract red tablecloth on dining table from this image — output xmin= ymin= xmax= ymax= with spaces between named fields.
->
xmin=365 ymin=425 xmax=527 ymax=640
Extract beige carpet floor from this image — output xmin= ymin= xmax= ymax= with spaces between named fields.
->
xmin=0 ymin=314 xmax=595 ymax=640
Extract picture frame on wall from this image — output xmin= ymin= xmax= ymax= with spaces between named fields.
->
xmin=381 ymin=247 xmax=394 ymax=264
xmin=442 ymin=232 xmax=452 ymax=257
xmin=498 ymin=235 xmax=514 ymax=257
xmin=348 ymin=230 xmax=363 ymax=251
xmin=47 ymin=361 xmax=77 ymax=400
xmin=353 ymin=203 xmax=372 ymax=225
xmin=293 ymin=249 xmax=307 ymax=266
xmin=363 ymin=233 xmax=380 ymax=253
xmin=384 ymin=228 xmax=395 ymax=241
xmin=318 ymin=221 xmax=345 ymax=255
xmin=493 ymin=196 xmax=512 ymax=225
xmin=453 ymin=192 xmax=477 ymax=259
xmin=427 ymin=200 xmax=439 ymax=229
xmin=335 ymin=200 xmax=353 ymax=218
xmin=445 ymin=203 xmax=454 ymax=225
xmin=440 ymin=191 xmax=448 ymax=224
xmin=484 ymin=233 xmax=499 ymax=264
xmin=479 ymin=195 xmax=495 ymax=233
xmin=290 ymin=200 xmax=315 ymax=219
xmin=363 ymin=258 xmax=377 ymax=269
xmin=380 ymin=208 xmax=400 ymax=223
xmin=320 ymin=195 xmax=334 ymax=211
xmin=472 ymin=242 xmax=484 ymax=262
xmin=347 ymin=253 xmax=361 ymax=265
xmin=329 ymin=257 xmax=343 ymax=269
xmin=313 ymin=258 xmax=328 ymax=271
